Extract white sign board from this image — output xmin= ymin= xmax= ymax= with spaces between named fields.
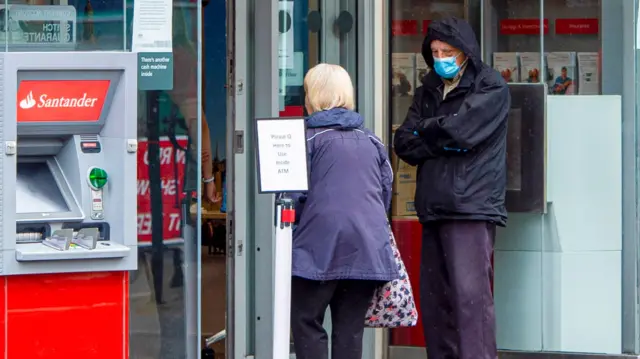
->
xmin=132 ymin=0 xmax=173 ymax=53
xmin=256 ymin=118 xmax=309 ymax=193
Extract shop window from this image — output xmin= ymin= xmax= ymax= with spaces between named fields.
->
xmin=388 ymin=0 xmax=483 ymax=349
xmin=389 ymin=0 xmax=632 ymax=356
xmin=1 ymin=0 xmax=127 ymax=52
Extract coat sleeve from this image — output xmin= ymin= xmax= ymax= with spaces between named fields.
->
xmin=419 ymin=79 xmax=510 ymax=150
xmin=380 ymin=153 xmax=393 ymax=212
xmin=289 ymin=193 xmax=306 ymax=223
xmin=366 ymin=132 xmax=393 ymax=212
xmin=393 ymin=87 xmax=445 ymax=166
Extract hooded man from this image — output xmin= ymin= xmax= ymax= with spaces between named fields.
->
xmin=393 ymin=17 xmax=510 ymax=359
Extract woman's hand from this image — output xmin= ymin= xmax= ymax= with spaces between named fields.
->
xmin=205 ymin=181 xmax=222 ymax=203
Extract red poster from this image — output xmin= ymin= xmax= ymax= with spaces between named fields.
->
xmin=500 ymin=19 xmax=549 ymax=35
xmin=279 ymin=105 xmax=304 ymax=117
xmin=392 ymin=20 xmax=418 ymax=36
xmin=137 ymin=136 xmax=189 ymax=244
xmin=422 ymin=20 xmax=431 ymax=35
xmin=555 ymin=18 xmax=599 ymax=35
xmin=17 ymin=80 xmax=110 ymax=123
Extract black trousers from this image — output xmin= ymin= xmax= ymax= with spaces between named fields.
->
xmin=420 ymin=220 xmax=497 ymax=359
xmin=291 ymin=277 xmax=379 ymax=359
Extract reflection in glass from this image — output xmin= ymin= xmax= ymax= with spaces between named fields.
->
xmin=506 ymin=108 xmax=522 ymax=191
xmin=129 ymin=1 xmax=204 ymax=359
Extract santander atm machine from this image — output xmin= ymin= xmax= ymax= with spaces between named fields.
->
xmin=0 ymin=52 xmax=137 ymax=275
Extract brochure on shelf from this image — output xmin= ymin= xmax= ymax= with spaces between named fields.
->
xmin=391 ymin=53 xmax=416 ymax=97
xmin=493 ymin=52 xmax=520 ymax=83
xmin=577 ymin=52 xmax=600 ymax=95
xmin=546 ymin=52 xmax=577 ymax=95
xmin=519 ymin=52 xmax=543 ymax=84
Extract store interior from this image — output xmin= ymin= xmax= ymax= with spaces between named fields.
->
xmin=124 ymin=0 xmax=631 ymax=356
xmin=390 ymin=0 xmax=631 ymax=356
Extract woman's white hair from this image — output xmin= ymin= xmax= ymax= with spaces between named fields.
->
xmin=304 ymin=63 xmax=355 ymax=114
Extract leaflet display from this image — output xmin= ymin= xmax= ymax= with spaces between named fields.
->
xmin=504 ymin=84 xmax=546 ymax=213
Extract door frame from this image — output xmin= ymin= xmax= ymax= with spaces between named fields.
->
xmin=228 ymin=0 xmax=250 ymax=358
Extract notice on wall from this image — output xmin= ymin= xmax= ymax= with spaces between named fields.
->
xmin=256 ymin=118 xmax=309 ymax=193
xmin=137 ymin=52 xmax=174 ymax=90
xmin=278 ymin=51 xmax=304 ymax=96
xmin=278 ymin=0 xmax=295 ymax=69
xmin=132 ymin=0 xmax=173 ymax=90
xmin=131 ymin=0 xmax=172 ymax=53
xmin=4 ymin=5 xmax=76 ymax=46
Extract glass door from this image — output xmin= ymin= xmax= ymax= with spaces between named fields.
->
xmin=0 ymin=0 xmax=207 ymax=358
xmin=232 ymin=0 xmax=378 ymax=358
xmin=129 ymin=1 xmax=204 ymax=358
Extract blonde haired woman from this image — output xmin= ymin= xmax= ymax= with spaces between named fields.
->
xmin=290 ymin=64 xmax=399 ymax=359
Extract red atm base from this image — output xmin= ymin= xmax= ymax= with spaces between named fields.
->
xmin=390 ymin=218 xmax=494 ymax=348
xmin=0 ymin=271 xmax=128 ymax=358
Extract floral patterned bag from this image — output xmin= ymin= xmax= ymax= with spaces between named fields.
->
xmin=364 ymin=227 xmax=418 ymax=328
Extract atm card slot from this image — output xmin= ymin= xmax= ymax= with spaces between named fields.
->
xmin=62 ymin=222 xmax=110 ymax=241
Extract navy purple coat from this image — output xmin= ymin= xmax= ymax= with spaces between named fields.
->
xmin=290 ymin=108 xmax=399 ymax=282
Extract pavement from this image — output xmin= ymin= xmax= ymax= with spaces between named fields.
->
xmin=129 ymin=246 xmax=227 ymax=359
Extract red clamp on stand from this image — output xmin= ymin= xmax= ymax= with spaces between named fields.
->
xmin=274 ymin=197 xmax=295 ymax=229
xmin=281 ymin=207 xmax=295 ymax=225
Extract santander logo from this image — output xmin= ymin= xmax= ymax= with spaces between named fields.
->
xmin=17 ymin=80 xmax=111 ymax=123
xmin=19 ymin=91 xmax=36 ymax=109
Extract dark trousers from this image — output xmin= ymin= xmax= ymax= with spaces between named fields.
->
xmin=291 ymin=277 xmax=379 ymax=359
xmin=420 ymin=220 xmax=497 ymax=359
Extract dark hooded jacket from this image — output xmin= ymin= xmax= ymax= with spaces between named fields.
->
xmin=290 ymin=108 xmax=399 ymax=281
xmin=393 ymin=17 xmax=510 ymax=226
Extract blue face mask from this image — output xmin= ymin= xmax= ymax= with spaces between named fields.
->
xmin=433 ymin=53 xmax=462 ymax=79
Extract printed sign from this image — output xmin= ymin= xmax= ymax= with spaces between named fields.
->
xmin=4 ymin=5 xmax=76 ymax=46
xmin=278 ymin=0 xmax=295 ymax=69
xmin=17 ymin=80 xmax=110 ymax=123
xmin=137 ymin=136 xmax=189 ymax=245
xmin=555 ymin=18 xmax=599 ymax=35
xmin=278 ymin=51 xmax=303 ymax=96
xmin=391 ymin=20 xmax=418 ymax=36
xmin=138 ymin=52 xmax=174 ymax=91
xmin=132 ymin=0 xmax=173 ymax=90
xmin=131 ymin=0 xmax=173 ymax=53
xmin=256 ymin=117 xmax=309 ymax=193
xmin=499 ymin=19 xmax=549 ymax=35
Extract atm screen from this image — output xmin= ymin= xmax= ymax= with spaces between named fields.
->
xmin=16 ymin=162 xmax=69 ymax=214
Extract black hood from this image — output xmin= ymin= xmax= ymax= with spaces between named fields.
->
xmin=422 ymin=17 xmax=481 ymax=71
